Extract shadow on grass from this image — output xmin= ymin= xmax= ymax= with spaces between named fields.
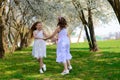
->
xmin=0 ymin=42 xmax=120 ymax=80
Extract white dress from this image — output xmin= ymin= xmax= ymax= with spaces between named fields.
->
xmin=32 ymin=30 xmax=46 ymax=59
xmin=56 ymin=28 xmax=72 ymax=63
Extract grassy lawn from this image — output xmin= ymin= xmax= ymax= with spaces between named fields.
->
xmin=0 ymin=40 xmax=120 ymax=80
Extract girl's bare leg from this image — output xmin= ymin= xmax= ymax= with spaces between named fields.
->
xmin=38 ymin=58 xmax=44 ymax=73
xmin=63 ymin=62 xmax=68 ymax=71
xmin=37 ymin=58 xmax=40 ymax=62
xmin=67 ymin=60 xmax=71 ymax=66
xmin=61 ymin=62 xmax=69 ymax=75
xmin=39 ymin=58 xmax=43 ymax=69
xmin=67 ymin=60 xmax=72 ymax=70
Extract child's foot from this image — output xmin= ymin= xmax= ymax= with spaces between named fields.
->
xmin=61 ymin=70 xmax=69 ymax=75
xmin=39 ymin=69 xmax=44 ymax=74
xmin=42 ymin=64 xmax=46 ymax=71
xmin=68 ymin=65 xmax=72 ymax=70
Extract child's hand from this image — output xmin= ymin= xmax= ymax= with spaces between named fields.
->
xmin=51 ymin=38 xmax=58 ymax=42
xmin=43 ymin=38 xmax=47 ymax=41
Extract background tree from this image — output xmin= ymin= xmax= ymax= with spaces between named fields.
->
xmin=107 ymin=0 xmax=120 ymax=24
xmin=72 ymin=0 xmax=99 ymax=51
xmin=0 ymin=0 xmax=6 ymax=58
xmin=0 ymin=0 xmax=119 ymax=58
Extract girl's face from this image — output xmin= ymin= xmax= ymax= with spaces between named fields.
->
xmin=36 ymin=23 xmax=42 ymax=30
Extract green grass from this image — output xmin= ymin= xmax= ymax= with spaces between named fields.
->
xmin=0 ymin=40 xmax=120 ymax=80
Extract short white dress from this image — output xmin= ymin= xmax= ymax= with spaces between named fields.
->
xmin=32 ymin=30 xmax=46 ymax=59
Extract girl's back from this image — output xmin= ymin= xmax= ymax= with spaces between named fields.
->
xmin=58 ymin=28 xmax=69 ymax=40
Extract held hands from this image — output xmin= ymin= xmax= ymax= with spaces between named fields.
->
xmin=43 ymin=38 xmax=48 ymax=41
xmin=42 ymin=37 xmax=57 ymax=41
xmin=35 ymin=38 xmax=47 ymax=40
xmin=51 ymin=37 xmax=58 ymax=42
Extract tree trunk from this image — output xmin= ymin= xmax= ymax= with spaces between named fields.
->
xmin=0 ymin=0 xmax=5 ymax=58
xmin=0 ymin=17 xmax=5 ymax=58
xmin=72 ymin=0 xmax=93 ymax=50
xmin=88 ymin=7 xmax=99 ymax=51
xmin=108 ymin=0 xmax=120 ymax=24
xmin=10 ymin=31 xmax=19 ymax=53
xmin=72 ymin=0 xmax=99 ymax=52
xmin=19 ymin=30 xmax=31 ymax=50
xmin=77 ymin=26 xmax=83 ymax=43
xmin=83 ymin=24 xmax=93 ymax=50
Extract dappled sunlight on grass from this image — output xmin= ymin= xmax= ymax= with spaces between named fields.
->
xmin=0 ymin=40 xmax=120 ymax=79
xmin=4 ymin=70 xmax=20 ymax=75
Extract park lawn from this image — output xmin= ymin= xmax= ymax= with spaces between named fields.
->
xmin=0 ymin=40 xmax=120 ymax=80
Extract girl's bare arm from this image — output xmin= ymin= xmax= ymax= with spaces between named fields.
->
xmin=43 ymin=30 xmax=48 ymax=37
xmin=33 ymin=31 xmax=42 ymax=39
xmin=44 ymin=27 xmax=60 ymax=40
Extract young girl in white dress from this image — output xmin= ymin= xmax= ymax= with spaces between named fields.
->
xmin=31 ymin=21 xmax=47 ymax=74
xmin=44 ymin=17 xmax=72 ymax=75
